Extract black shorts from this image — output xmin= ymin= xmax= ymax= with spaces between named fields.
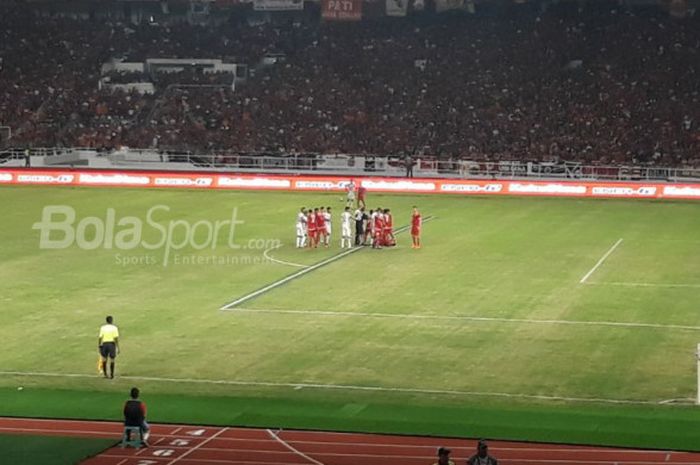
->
xmin=100 ymin=342 xmax=117 ymax=359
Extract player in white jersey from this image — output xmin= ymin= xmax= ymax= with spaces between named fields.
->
xmin=323 ymin=206 xmax=332 ymax=246
xmin=340 ymin=206 xmax=353 ymax=248
xmin=345 ymin=180 xmax=356 ymax=208
xmin=296 ymin=207 xmax=307 ymax=248
xmin=368 ymin=207 xmax=380 ymax=246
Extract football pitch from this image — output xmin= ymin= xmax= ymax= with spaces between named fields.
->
xmin=1 ymin=186 xmax=700 ymax=449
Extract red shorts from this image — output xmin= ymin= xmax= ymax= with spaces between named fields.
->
xmin=411 ymin=227 xmax=420 ymax=236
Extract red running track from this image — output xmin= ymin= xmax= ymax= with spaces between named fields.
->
xmin=1 ymin=417 xmax=700 ymax=465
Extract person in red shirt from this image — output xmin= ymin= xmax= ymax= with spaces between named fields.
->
xmin=373 ymin=210 xmax=384 ymax=248
xmin=383 ymin=209 xmax=395 ymax=246
xmin=411 ymin=206 xmax=422 ymax=249
xmin=363 ymin=210 xmax=373 ymax=245
xmin=307 ymin=210 xmax=317 ymax=248
xmin=123 ymin=387 xmax=150 ymax=447
xmin=316 ymin=207 xmax=327 ymax=247
xmin=357 ymin=185 xmax=367 ymax=208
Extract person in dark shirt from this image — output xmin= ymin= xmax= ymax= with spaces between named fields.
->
xmin=123 ymin=387 xmax=150 ymax=446
xmin=432 ymin=446 xmax=455 ymax=465
xmin=354 ymin=207 xmax=365 ymax=246
xmin=467 ymin=440 xmax=498 ymax=465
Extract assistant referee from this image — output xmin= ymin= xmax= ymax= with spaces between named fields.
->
xmin=98 ymin=316 xmax=120 ymax=379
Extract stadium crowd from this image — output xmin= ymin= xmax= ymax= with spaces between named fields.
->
xmin=1 ymin=2 xmax=699 ymax=166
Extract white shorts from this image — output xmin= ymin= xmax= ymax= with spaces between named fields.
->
xmin=342 ymin=225 xmax=351 ymax=237
xmin=326 ymin=224 xmax=331 ymax=235
xmin=347 ymin=192 xmax=355 ymax=201
xmin=296 ymin=224 xmax=304 ymax=236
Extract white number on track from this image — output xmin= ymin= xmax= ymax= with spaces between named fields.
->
xmin=152 ymin=449 xmax=175 ymax=457
xmin=170 ymin=439 xmax=190 ymax=446
xmin=185 ymin=429 xmax=206 ymax=436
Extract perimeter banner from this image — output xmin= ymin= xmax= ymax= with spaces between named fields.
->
xmin=322 ymin=0 xmax=362 ymax=21
xmin=2 ymin=169 xmax=700 ymax=200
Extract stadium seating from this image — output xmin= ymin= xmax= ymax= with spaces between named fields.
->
xmin=1 ymin=2 xmax=698 ymax=166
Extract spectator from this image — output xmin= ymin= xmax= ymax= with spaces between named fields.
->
xmin=433 ymin=446 xmax=455 ymax=465
xmin=405 ymin=154 xmax=415 ymax=178
xmin=123 ymin=387 xmax=150 ymax=447
xmin=467 ymin=440 xmax=498 ymax=465
xmin=1 ymin=2 xmax=698 ymax=166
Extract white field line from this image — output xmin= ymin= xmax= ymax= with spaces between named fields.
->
xmin=167 ymin=427 xmax=228 ymax=465
xmin=232 ymin=307 xmax=700 ymax=332
xmin=263 ymin=246 xmax=309 ymax=269
xmin=221 ymin=247 xmax=361 ymax=309
xmin=580 ymin=238 xmax=623 ymax=284
xmin=586 ymin=282 xmax=700 ymax=289
xmin=267 ymin=429 xmax=325 ymax=465
xmin=221 ymin=217 xmax=434 ymax=310
xmin=0 ymin=370 xmax=667 ymax=406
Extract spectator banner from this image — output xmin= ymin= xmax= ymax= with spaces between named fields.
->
xmin=322 ymin=0 xmax=363 ymax=21
xmin=435 ymin=0 xmax=464 ymax=12
xmin=253 ymin=0 xmax=304 ymax=11
xmin=3 ymin=168 xmax=700 ymax=201
xmin=386 ymin=0 xmax=408 ymax=16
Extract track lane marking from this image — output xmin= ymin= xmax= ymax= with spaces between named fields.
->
xmin=267 ymin=429 xmax=325 ymax=465
xmin=166 ymin=427 xmax=228 ymax=465
xmin=0 ymin=417 xmax=691 ymax=465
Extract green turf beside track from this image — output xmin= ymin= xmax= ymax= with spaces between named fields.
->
xmin=0 ymin=433 xmax=115 ymax=465
xmin=2 ymin=387 xmax=700 ymax=452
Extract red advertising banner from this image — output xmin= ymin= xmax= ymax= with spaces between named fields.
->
xmin=322 ymin=0 xmax=363 ymax=21
xmin=2 ymin=168 xmax=700 ymax=200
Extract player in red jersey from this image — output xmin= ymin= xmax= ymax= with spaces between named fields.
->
xmin=363 ymin=209 xmax=373 ymax=245
xmin=411 ymin=206 xmax=421 ymax=249
xmin=307 ymin=210 xmax=317 ymax=248
xmin=316 ymin=207 xmax=327 ymax=247
xmin=383 ymin=208 xmax=395 ymax=246
xmin=357 ymin=185 xmax=367 ymax=208
xmin=373 ymin=209 xmax=384 ymax=248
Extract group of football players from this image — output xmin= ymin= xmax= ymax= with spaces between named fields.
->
xmin=295 ymin=204 xmax=422 ymax=250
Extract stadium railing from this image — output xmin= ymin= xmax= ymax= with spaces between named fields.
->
xmin=2 ymin=147 xmax=700 ymax=183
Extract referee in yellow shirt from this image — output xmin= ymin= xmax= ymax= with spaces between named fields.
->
xmin=98 ymin=316 xmax=120 ymax=379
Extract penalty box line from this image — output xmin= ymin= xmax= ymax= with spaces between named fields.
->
xmin=232 ymin=307 xmax=700 ymax=332
xmin=579 ymin=238 xmax=623 ymax=284
xmin=220 ymin=216 xmax=435 ymax=310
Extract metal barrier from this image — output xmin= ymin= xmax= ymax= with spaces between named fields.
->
xmin=1 ymin=147 xmax=699 ymax=182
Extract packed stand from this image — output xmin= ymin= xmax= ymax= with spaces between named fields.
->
xmin=0 ymin=1 xmax=699 ymax=166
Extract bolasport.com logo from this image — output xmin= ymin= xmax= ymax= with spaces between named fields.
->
xmin=32 ymin=205 xmax=280 ymax=267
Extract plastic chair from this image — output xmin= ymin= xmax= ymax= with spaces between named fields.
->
xmin=120 ymin=426 xmax=143 ymax=448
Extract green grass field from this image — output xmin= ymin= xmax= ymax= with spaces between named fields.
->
xmin=1 ymin=186 xmax=700 ymax=450
xmin=0 ymin=433 xmax=114 ymax=465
